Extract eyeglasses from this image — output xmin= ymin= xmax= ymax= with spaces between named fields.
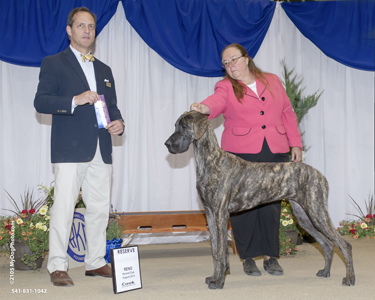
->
xmin=222 ymin=55 xmax=244 ymax=68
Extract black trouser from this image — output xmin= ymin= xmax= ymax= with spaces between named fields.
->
xmin=229 ymin=139 xmax=289 ymax=259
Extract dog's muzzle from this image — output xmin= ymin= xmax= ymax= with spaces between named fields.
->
xmin=164 ymin=139 xmax=176 ymax=154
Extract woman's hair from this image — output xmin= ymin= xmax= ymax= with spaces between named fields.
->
xmin=221 ymin=43 xmax=272 ymax=102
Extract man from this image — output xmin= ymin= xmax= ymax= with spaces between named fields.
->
xmin=34 ymin=7 xmax=124 ymax=287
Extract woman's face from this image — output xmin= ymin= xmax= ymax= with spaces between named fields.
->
xmin=222 ymin=47 xmax=250 ymax=82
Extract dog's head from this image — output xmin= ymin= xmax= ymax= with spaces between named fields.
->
xmin=165 ymin=111 xmax=209 ymax=154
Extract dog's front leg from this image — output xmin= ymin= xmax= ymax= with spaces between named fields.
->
xmin=206 ymin=209 xmax=229 ymax=289
xmin=203 ymin=206 xmax=218 ymax=286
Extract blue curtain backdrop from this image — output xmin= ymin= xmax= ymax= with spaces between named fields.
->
xmin=0 ymin=0 xmax=120 ymax=67
xmin=122 ymin=0 xmax=276 ymax=77
xmin=282 ymin=1 xmax=375 ymax=72
xmin=0 ymin=0 xmax=374 ymax=72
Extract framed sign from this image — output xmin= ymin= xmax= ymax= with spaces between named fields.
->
xmin=111 ymin=245 xmax=142 ymax=294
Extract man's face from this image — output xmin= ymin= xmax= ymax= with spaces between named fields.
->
xmin=66 ymin=11 xmax=95 ymax=54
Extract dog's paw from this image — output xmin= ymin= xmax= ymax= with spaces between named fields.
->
xmin=342 ymin=276 xmax=355 ymax=286
xmin=205 ymin=276 xmax=213 ymax=285
xmin=208 ymin=282 xmax=224 ymax=289
xmin=316 ymin=269 xmax=330 ymax=278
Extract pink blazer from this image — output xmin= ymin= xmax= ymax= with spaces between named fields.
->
xmin=201 ymin=74 xmax=302 ymax=154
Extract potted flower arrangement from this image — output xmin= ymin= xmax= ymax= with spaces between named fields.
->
xmin=279 ymin=227 xmax=298 ymax=257
xmin=279 ymin=200 xmax=303 ymax=257
xmin=337 ymin=194 xmax=375 ymax=240
xmin=0 ymin=189 xmax=50 ymax=270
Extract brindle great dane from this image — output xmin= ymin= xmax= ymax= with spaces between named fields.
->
xmin=165 ymin=111 xmax=355 ymax=289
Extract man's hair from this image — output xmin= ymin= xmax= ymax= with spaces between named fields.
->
xmin=67 ymin=7 xmax=97 ymax=28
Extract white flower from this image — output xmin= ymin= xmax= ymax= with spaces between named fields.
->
xmin=45 ymin=215 xmax=50 ymax=220
xmin=361 ymin=223 xmax=367 ymax=229
xmin=282 ymin=220 xmax=289 ymax=226
xmin=39 ymin=205 xmax=48 ymax=216
xmin=35 ymin=222 xmax=43 ymax=229
xmin=288 ymin=219 xmax=294 ymax=225
xmin=30 ymin=222 xmax=34 ymax=228
xmin=16 ymin=218 xmax=23 ymax=225
xmin=41 ymin=225 xmax=47 ymax=232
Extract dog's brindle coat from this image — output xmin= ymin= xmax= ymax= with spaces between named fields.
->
xmin=165 ymin=111 xmax=355 ymax=289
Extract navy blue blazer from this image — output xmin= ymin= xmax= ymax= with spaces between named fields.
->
xmin=34 ymin=47 xmax=123 ymax=164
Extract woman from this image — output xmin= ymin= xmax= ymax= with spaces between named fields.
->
xmin=190 ymin=44 xmax=302 ymax=276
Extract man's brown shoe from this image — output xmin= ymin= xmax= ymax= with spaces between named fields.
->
xmin=50 ymin=271 xmax=74 ymax=287
xmin=85 ymin=264 xmax=112 ymax=277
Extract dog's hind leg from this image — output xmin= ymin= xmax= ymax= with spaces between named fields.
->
xmin=330 ymin=233 xmax=355 ymax=286
xmin=310 ymin=216 xmax=355 ymax=285
xmin=289 ymin=201 xmax=335 ymax=278
xmin=296 ymin=202 xmax=355 ymax=286
xmin=323 ymin=228 xmax=355 ymax=286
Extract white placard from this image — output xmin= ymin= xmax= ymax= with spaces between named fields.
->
xmin=111 ymin=246 xmax=142 ymax=294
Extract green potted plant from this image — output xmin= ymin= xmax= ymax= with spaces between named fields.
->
xmin=0 ymin=189 xmax=50 ymax=270
xmin=281 ymin=60 xmax=323 ymax=150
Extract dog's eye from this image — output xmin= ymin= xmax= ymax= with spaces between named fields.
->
xmin=181 ymin=124 xmax=187 ymax=129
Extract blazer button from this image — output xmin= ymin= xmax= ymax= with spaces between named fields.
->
xmin=262 ymin=125 xmax=266 ymax=129
xmin=260 ymin=111 xmax=264 ymax=115
xmin=94 ymin=124 xmax=98 ymax=127
xmin=261 ymin=97 xmax=265 ymax=101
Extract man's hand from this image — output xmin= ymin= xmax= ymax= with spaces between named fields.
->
xmin=74 ymin=91 xmax=100 ymax=105
xmin=106 ymin=120 xmax=124 ymax=135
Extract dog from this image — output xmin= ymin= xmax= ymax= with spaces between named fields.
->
xmin=165 ymin=111 xmax=355 ymax=289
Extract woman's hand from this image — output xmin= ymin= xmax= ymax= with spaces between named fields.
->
xmin=190 ymin=103 xmax=210 ymax=115
xmin=291 ymin=147 xmax=302 ymax=162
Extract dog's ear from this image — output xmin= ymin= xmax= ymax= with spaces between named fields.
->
xmin=192 ymin=111 xmax=209 ymax=140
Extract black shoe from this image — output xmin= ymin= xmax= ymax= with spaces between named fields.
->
xmin=243 ymin=258 xmax=261 ymax=276
xmin=263 ymin=257 xmax=283 ymax=276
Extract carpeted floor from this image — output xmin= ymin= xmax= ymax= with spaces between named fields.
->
xmin=1 ymin=236 xmax=374 ymax=300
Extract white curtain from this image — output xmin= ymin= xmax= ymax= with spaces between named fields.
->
xmin=1 ymin=3 xmax=374 ymax=241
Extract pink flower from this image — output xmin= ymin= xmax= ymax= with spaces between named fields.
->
xmin=353 ymin=235 xmax=358 ymax=239
xmin=21 ymin=209 xmax=28 ymax=215
xmin=366 ymin=214 xmax=372 ymax=219
xmin=349 ymin=228 xmax=356 ymax=234
xmin=29 ymin=209 xmax=35 ymax=214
